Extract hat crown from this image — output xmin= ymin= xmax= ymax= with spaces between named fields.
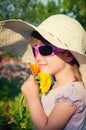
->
xmin=38 ymin=14 xmax=86 ymax=55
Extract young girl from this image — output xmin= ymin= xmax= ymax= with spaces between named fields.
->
xmin=21 ymin=15 xmax=86 ymax=130
xmin=0 ymin=14 xmax=85 ymax=130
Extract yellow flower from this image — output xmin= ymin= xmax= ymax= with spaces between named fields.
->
xmin=30 ymin=64 xmax=52 ymax=93
xmin=38 ymin=72 xmax=52 ymax=93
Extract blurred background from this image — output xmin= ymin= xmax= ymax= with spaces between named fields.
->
xmin=0 ymin=0 xmax=86 ymax=29
xmin=0 ymin=0 xmax=86 ymax=130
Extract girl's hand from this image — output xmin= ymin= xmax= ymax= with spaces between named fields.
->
xmin=21 ymin=74 xmax=39 ymax=102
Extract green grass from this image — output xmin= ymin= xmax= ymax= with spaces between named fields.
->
xmin=0 ymin=76 xmax=34 ymax=130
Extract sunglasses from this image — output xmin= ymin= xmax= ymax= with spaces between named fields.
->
xmin=32 ymin=44 xmax=65 ymax=57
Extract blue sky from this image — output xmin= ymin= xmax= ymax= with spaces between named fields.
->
xmin=39 ymin=0 xmax=57 ymax=5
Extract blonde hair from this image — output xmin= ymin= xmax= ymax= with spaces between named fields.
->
xmin=29 ymin=37 xmax=40 ymax=46
xmin=79 ymin=65 xmax=86 ymax=87
xmin=29 ymin=31 xmax=49 ymax=46
xmin=70 ymin=55 xmax=85 ymax=83
xmin=72 ymin=59 xmax=86 ymax=87
xmin=73 ymin=64 xmax=82 ymax=82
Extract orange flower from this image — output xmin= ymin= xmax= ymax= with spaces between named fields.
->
xmin=29 ymin=64 xmax=40 ymax=74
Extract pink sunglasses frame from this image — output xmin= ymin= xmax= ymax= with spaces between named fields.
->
xmin=32 ymin=44 xmax=65 ymax=57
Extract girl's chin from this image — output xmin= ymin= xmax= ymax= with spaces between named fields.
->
xmin=40 ymin=69 xmax=51 ymax=74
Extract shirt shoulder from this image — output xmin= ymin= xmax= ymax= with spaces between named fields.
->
xmin=54 ymin=81 xmax=86 ymax=112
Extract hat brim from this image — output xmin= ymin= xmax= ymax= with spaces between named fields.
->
xmin=0 ymin=19 xmax=86 ymax=64
xmin=0 ymin=20 xmax=35 ymax=63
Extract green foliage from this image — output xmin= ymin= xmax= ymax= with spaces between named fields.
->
xmin=0 ymin=0 xmax=86 ymax=29
xmin=0 ymin=76 xmax=34 ymax=130
xmin=1 ymin=52 xmax=18 ymax=58
xmin=61 ymin=0 xmax=86 ymax=29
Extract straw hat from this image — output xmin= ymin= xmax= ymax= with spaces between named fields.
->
xmin=0 ymin=14 xmax=86 ymax=84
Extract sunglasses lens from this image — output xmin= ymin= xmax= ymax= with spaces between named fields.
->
xmin=39 ymin=45 xmax=53 ymax=56
xmin=32 ymin=45 xmax=53 ymax=57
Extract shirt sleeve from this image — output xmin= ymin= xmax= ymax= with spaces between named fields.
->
xmin=55 ymin=83 xmax=85 ymax=113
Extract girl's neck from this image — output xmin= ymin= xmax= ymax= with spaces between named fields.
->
xmin=52 ymin=78 xmax=75 ymax=89
xmin=53 ymin=65 xmax=76 ymax=88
